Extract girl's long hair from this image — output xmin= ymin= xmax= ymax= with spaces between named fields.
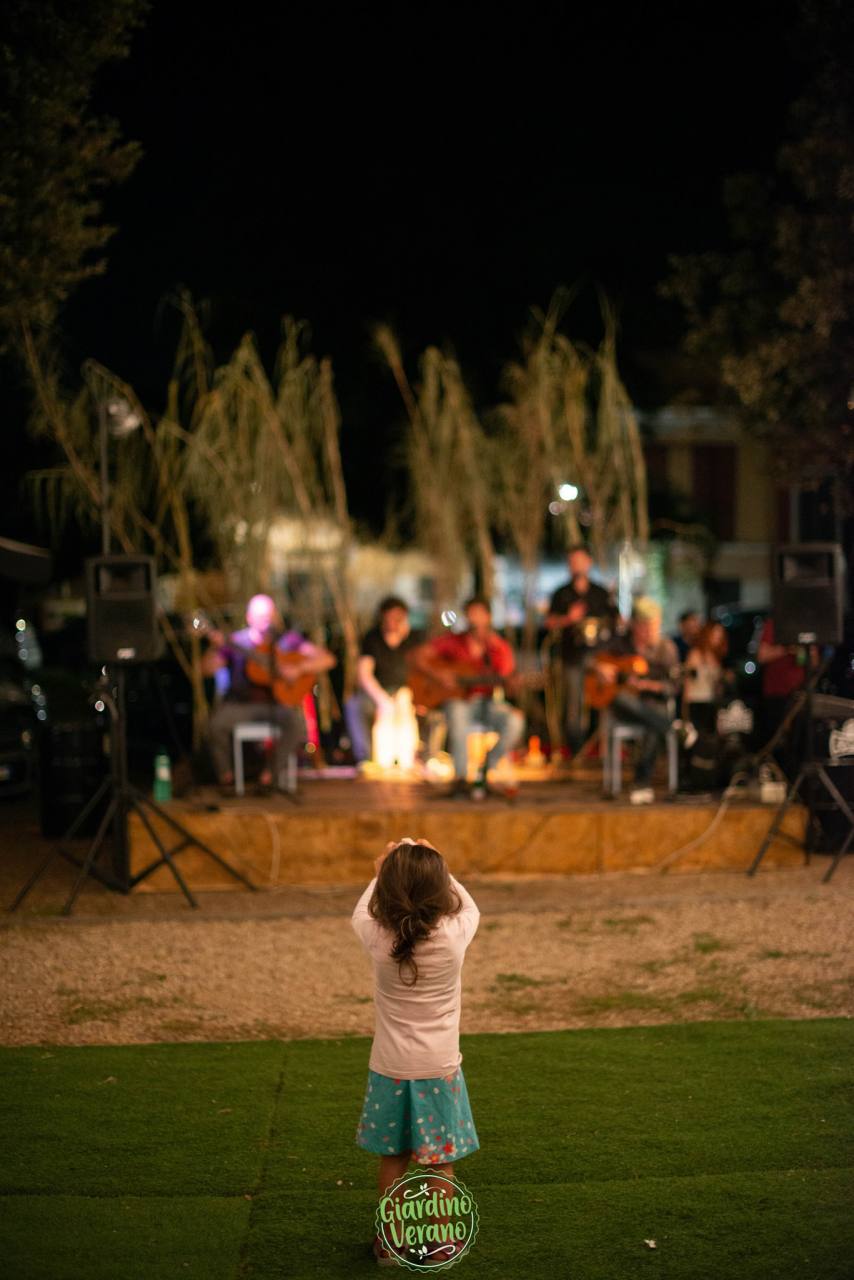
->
xmin=695 ymin=622 xmax=729 ymax=660
xmin=368 ymin=841 xmax=463 ymax=986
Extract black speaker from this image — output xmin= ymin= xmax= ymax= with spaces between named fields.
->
xmin=771 ymin=542 xmax=845 ymax=646
xmin=85 ymin=555 xmax=163 ymax=663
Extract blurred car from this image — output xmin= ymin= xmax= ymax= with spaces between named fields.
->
xmin=0 ymin=661 xmax=37 ymax=796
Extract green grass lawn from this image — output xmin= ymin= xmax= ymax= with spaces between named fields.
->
xmin=1 ymin=1019 xmax=852 ymax=1278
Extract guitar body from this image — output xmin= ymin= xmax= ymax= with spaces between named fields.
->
xmin=406 ymin=658 xmax=505 ymax=712
xmin=244 ymin=647 xmax=316 ymax=707
xmin=584 ymin=654 xmax=649 ymax=710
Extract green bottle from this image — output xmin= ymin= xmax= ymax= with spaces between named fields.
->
xmin=153 ymin=750 xmax=172 ymax=802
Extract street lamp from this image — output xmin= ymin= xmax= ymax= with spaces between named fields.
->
xmin=99 ymin=397 xmax=142 ymax=554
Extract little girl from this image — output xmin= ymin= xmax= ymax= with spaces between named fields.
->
xmin=351 ymin=836 xmax=481 ymax=1266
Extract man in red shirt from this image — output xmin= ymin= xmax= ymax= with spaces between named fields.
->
xmin=757 ymin=616 xmax=812 ymax=776
xmin=411 ymin=598 xmax=525 ymax=796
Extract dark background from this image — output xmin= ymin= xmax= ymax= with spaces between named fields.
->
xmin=11 ymin=1 xmax=808 ymax=544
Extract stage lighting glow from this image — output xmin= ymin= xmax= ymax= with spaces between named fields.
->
xmin=15 ymin=619 xmax=25 ymax=631
xmin=744 ymin=660 xmax=756 ymax=674
xmin=558 ymin=483 xmax=579 ymax=501
xmin=441 ymin=610 xmax=457 ymax=627
xmin=548 ymin=501 xmax=564 ymax=515
xmin=372 ymin=687 xmax=418 ymax=770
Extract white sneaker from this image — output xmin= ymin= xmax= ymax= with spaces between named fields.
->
xmin=629 ymin=787 xmax=655 ymax=805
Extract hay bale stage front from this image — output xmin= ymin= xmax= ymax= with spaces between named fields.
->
xmin=128 ymin=780 xmax=807 ymax=891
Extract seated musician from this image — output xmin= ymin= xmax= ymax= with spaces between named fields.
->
xmin=344 ymin=596 xmax=425 ymax=764
xmin=201 ymin=593 xmax=336 ymax=793
xmin=603 ymin=597 xmax=695 ymax=804
xmin=409 ymin=596 xmax=525 ymax=797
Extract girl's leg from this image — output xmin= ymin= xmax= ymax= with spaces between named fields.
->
xmin=375 ymin=1153 xmax=411 ymax=1254
xmin=377 ymin=1151 xmax=411 ymax=1201
xmin=428 ymin=1162 xmax=457 ymax=1251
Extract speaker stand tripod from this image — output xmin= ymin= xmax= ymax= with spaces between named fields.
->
xmin=747 ymin=653 xmax=853 ymax=884
xmin=9 ymin=669 xmax=258 ymax=916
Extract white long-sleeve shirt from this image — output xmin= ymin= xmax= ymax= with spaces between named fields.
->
xmin=350 ymin=872 xmax=480 ymax=1080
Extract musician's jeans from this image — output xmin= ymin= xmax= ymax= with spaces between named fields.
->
xmin=443 ymin=696 xmax=525 ymax=779
xmin=208 ymin=700 xmax=304 ymax=782
xmin=563 ymin=662 xmax=589 ymax=754
xmin=344 ymin=690 xmax=377 ymax=763
xmin=611 ymin=692 xmax=671 ymax=786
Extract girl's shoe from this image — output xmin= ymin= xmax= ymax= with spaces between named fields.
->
xmin=372 ymin=1233 xmax=396 ymax=1267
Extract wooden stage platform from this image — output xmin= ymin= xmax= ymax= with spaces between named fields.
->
xmin=127 ymin=777 xmax=808 ymax=891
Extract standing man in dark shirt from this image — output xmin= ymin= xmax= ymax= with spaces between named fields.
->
xmin=345 ymin=597 xmax=425 ymax=763
xmin=545 ymin=545 xmax=620 ymax=754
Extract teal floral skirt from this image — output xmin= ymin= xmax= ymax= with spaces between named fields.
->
xmin=355 ymin=1066 xmax=480 ymax=1164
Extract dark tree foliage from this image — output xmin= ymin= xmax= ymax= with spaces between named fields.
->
xmin=0 ymin=0 xmax=148 ymax=346
xmin=661 ymin=2 xmax=854 ymax=497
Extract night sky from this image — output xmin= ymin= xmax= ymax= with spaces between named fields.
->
xmin=18 ymin=1 xmax=808 ymax=541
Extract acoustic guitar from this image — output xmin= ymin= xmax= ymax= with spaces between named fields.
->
xmin=244 ymin=646 xmax=317 ymax=707
xmin=406 ymin=656 xmax=540 ymax=712
xmin=583 ymin=653 xmax=650 ymax=710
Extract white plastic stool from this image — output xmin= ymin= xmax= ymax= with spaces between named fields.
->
xmin=604 ymin=719 xmax=679 ymax=797
xmin=232 ymin=722 xmax=297 ymax=796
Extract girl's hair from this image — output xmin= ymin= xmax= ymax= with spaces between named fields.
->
xmin=368 ymin=841 xmax=463 ymax=986
xmin=694 ymin=622 xmax=729 ymax=659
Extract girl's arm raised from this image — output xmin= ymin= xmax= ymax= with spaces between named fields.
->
xmin=351 ymin=875 xmax=378 ymax=945
xmin=449 ymin=873 xmax=480 ymax=944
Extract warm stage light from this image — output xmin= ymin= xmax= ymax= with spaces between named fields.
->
xmin=371 ymin=687 xmax=419 ymax=770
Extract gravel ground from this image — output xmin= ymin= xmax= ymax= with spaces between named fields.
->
xmin=2 ymin=857 xmax=852 ymax=1047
